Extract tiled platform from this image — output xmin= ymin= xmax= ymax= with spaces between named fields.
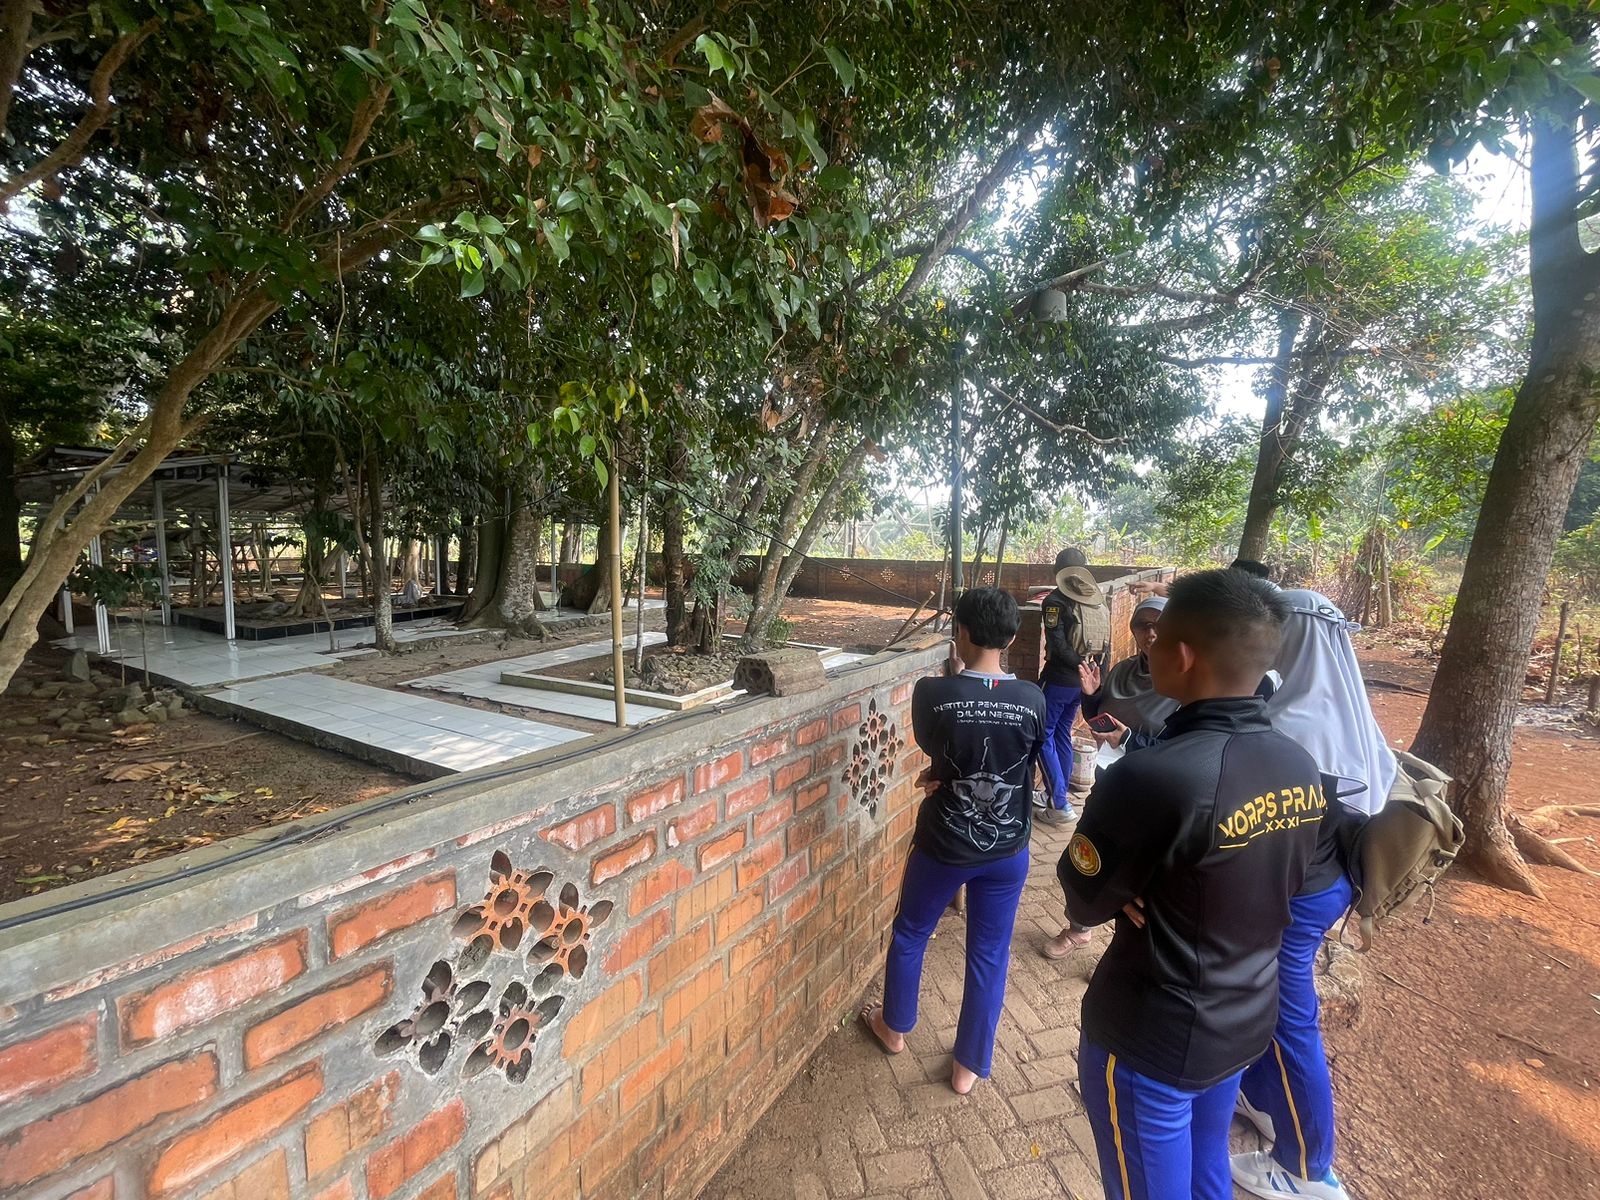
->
xmin=54 ymin=616 xmax=476 ymax=689
xmin=207 ymin=673 xmax=587 ymax=777
xmin=404 ymin=632 xmax=677 ymax=726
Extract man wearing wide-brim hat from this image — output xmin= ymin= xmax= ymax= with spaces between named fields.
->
xmin=1037 ymin=548 xmax=1111 ymax=821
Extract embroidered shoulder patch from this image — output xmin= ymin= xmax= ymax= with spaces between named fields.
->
xmin=1067 ymin=833 xmax=1101 ymax=877
xmin=1043 ymin=606 xmax=1059 ymax=628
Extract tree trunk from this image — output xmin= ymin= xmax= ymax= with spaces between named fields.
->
xmin=1411 ymin=98 xmax=1600 ymax=897
xmin=0 ymin=409 xmax=22 ymax=597
xmin=662 ymin=445 xmax=691 ymax=647
xmin=453 ymin=521 xmax=474 ymax=597
xmin=400 ymin=539 xmax=421 ymax=589
xmin=364 ymin=454 xmax=397 ymax=653
xmin=1238 ymin=310 xmax=1305 ymax=561
xmin=459 ymin=505 xmax=506 ymax=624
xmin=749 ymin=420 xmax=833 ymax=619
xmin=560 ymin=521 xmax=582 ymax=567
xmin=743 ymin=436 xmax=871 ymax=649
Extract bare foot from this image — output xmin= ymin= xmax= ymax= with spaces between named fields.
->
xmin=859 ymin=1002 xmax=905 ymax=1054
xmin=951 ymin=1061 xmax=979 ymax=1095
xmin=1041 ymin=926 xmax=1093 ymax=960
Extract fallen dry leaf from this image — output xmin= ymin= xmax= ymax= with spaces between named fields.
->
xmin=103 ymin=761 xmax=177 ymax=782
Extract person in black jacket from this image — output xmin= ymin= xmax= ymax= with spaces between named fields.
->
xmin=1059 ymin=569 xmax=1321 ymax=1200
xmin=860 ymin=587 xmax=1046 ymax=1095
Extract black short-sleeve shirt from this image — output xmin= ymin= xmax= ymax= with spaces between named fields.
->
xmin=910 ymin=672 xmax=1048 ymax=865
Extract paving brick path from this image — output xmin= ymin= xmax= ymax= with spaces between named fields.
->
xmin=702 ymin=816 xmax=1264 ymax=1200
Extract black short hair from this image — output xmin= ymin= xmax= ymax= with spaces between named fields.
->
xmin=1229 ymin=557 xmax=1271 ymax=579
xmin=954 ymin=587 xmax=1020 ymax=649
xmin=1163 ymin=568 xmax=1289 ymax=683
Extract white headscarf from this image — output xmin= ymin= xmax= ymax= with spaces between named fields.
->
xmin=1264 ymin=589 xmax=1398 ymax=815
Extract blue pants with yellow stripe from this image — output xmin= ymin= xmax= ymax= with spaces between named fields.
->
xmin=1078 ymin=1037 xmax=1242 ymax=1200
xmin=1240 ymin=874 xmax=1355 ymax=1180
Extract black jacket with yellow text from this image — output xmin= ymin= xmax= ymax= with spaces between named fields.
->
xmin=1058 ymin=696 xmax=1322 ymax=1089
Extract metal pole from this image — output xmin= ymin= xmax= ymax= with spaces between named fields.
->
xmin=217 ymin=462 xmax=236 ymax=641
xmin=88 ymin=528 xmax=111 ymax=656
xmin=608 ymin=454 xmax=627 ymax=727
xmin=635 ymin=447 xmax=649 ymax=673
xmin=153 ymin=481 xmax=172 ymax=626
xmin=950 ymin=380 xmax=964 ymax=598
xmin=337 ymin=550 xmax=348 ymax=598
xmin=550 ymin=521 xmax=560 ymax=607
xmin=58 ymin=513 xmax=74 ymax=634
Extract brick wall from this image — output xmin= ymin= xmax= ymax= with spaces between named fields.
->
xmin=0 ymin=643 xmax=944 ymax=1200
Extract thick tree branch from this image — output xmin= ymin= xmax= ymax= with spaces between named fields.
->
xmin=0 ymin=0 xmax=35 ymax=136
xmin=282 ymin=79 xmax=394 ymax=232
xmin=881 ymin=116 xmax=1044 ymax=317
xmin=0 ymin=16 xmax=158 ymax=210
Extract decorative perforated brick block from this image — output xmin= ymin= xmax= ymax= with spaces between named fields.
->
xmin=841 ymin=697 xmax=902 ymax=819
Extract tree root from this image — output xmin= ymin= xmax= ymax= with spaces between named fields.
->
xmin=1461 ymin=836 xmax=1546 ymax=898
xmin=1508 ymin=814 xmax=1599 ymax=878
xmin=1527 ymin=804 xmax=1600 ymax=820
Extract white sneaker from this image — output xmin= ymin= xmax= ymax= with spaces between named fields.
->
xmin=1231 ymin=1150 xmax=1351 ymax=1200
xmin=1234 ymin=1092 xmax=1276 ymax=1142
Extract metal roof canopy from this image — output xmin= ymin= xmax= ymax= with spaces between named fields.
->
xmin=16 ymin=446 xmax=356 ymax=522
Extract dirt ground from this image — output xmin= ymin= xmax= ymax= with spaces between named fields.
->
xmin=1334 ymin=636 xmax=1600 ymax=1200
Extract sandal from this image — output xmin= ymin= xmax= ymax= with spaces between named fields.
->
xmin=1041 ymin=927 xmax=1093 ymax=960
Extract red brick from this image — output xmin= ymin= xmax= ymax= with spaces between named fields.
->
xmin=697 ymin=828 xmax=745 ymax=872
xmin=150 ymin=1064 xmax=322 ymax=1194
xmin=306 ymin=1071 xmax=401 ymax=1178
xmin=663 ymin=962 xmax=724 ymax=1029
xmin=737 ymin=837 xmax=784 ymax=889
xmin=667 ymin=800 xmax=718 ymax=847
xmin=120 ymin=935 xmax=305 ymax=1046
xmin=628 ymin=859 xmax=692 ymax=916
xmin=832 ymin=702 xmax=863 ymax=731
xmin=795 ymin=717 xmax=828 ymax=745
xmin=193 ymin=1149 xmax=290 ymax=1200
xmin=579 ymin=1017 xmax=660 ymax=1105
xmin=812 ymin=825 xmax=847 ymax=868
xmin=543 ymin=802 xmax=617 ymax=850
xmin=592 ymin=833 xmax=656 ymax=885
xmin=773 ymin=755 xmax=813 ymax=792
xmin=783 ymin=880 xmax=822 ymax=930
xmin=818 ymin=741 xmax=845 ymax=769
xmin=0 ymin=1015 xmax=95 ymax=1105
xmin=796 ymin=780 xmax=830 ymax=811
xmin=620 ymin=1035 xmax=686 ymax=1113
xmin=725 ymin=777 xmax=770 ymax=820
xmin=714 ymin=890 xmax=764 ymax=945
xmin=328 ymin=873 xmax=454 ymax=959
xmin=675 ymin=868 xmax=733 ymax=932
xmin=891 ymin=680 xmax=915 ymax=705
xmin=768 ymin=852 xmax=810 ymax=902
xmin=692 ymin=750 xmax=744 ymax=794
xmin=312 ymin=1180 xmax=355 ymax=1200
xmin=605 ymin=906 xmax=672 ymax=973
xmin=415 ymin=1173 xmax=456 ymax=1200
xmin=750 ymin=734 xmax=788 ymax=764
xmin=365 ymin=1099 xmax=465 ymax=1200
xmin=0 ymin=1054 xmax=218 ymax=1191
xmin=587 ymin=1095 xmax=661 ymax=1189
xmin=626 ymin=777 xmax=686 ymax=823
xmin=649 ymin=921 xmax=713 ymax=996
xmin=753 ymin=796 xmax=794 ymax=839
xmin=64 ymin=1179 xmax=114 ymax=1200
xmin=787 ymin=806 xmax=826 ymax=853
xmin=244 ymin=966 xmax=391 ymax=1069
xmin=563 ymin=974 xmax=643 ymax=1057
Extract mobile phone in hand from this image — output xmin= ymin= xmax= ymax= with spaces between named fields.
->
xmin=1086 ymin=713 xmax=1120 ymax=734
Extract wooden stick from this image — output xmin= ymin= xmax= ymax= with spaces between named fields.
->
xmin=1546 ymin=600 xmax=1571 ymax=703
